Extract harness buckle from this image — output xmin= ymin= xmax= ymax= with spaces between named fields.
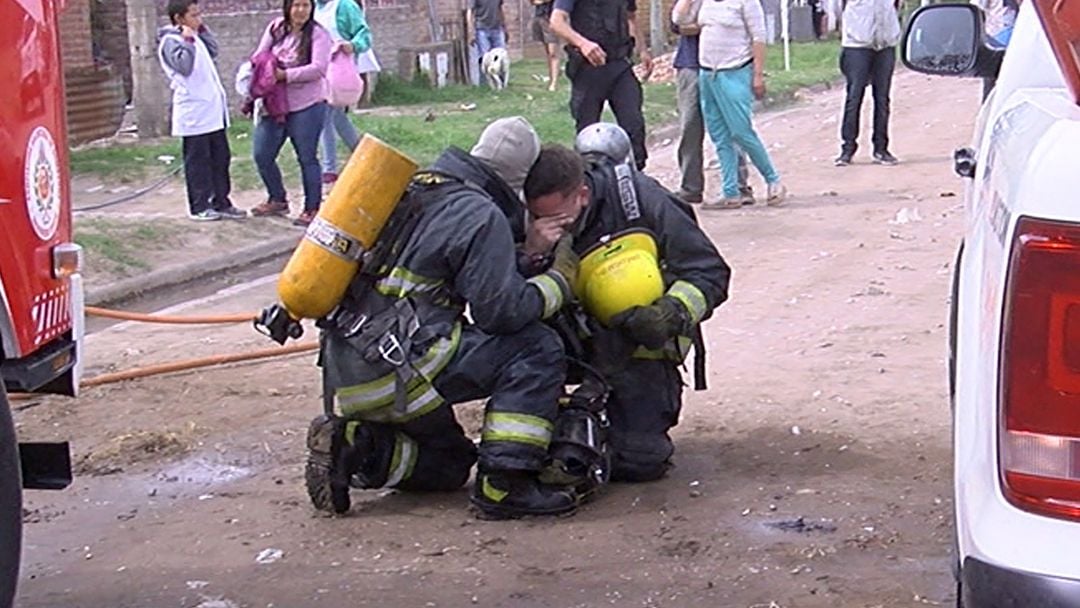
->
xmin=342 ymin=312 xmax=369 ymax=338
xmin=378 ymin=333 xmax=407 ymax=367
xmin=323 ymin=306 xmax=369 ymax=339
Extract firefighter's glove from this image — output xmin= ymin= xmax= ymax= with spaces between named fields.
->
xmin=547 ymin=236 xmax=580 ymax=295
xmin=610 ymin=296 xmax=688 ymax=351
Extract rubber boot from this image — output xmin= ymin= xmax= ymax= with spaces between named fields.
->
xmin=305 ymin=414 xmax=373 ymax=514
xmin=470 ymin=470 xmax=577 ymax=520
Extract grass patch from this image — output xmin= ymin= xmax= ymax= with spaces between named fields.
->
xmin=763 ymin=39 xmax=842 ymax=103
xmin=69 ymin=141 xmax=181 ymax=184
xmin=70 ymin=43 xmax=839 ymax=182
xmin=75 ymin=218 xmax=178 ymax=277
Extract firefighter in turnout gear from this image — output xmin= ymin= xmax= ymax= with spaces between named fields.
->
xmin=523 ymin=131 xmax=730 ymax=482
xmin=307 ymin=117 xmax=581 ymax=520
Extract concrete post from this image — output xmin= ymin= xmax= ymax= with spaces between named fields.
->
xmin=126 ymin=0 xmax=169 ymax=138
xmin=649 ymin=0 xmax=664 ymax=57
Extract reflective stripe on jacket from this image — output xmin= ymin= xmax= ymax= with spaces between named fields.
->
xmin=323 ymin=150 xmax=569 ymax=421
xmin=575 ymin=164 xmax=731 ymax=361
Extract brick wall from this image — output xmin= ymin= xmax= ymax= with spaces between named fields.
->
xmin=633 ymin=0 xmax=677 ymax=53
xmin=91 ymin=0 xmax=133 ymax=99
xmin=60 ymin=0 xmax=126 ymax=143
xmin=430 ymin=0 xmax=532 ymax=59
xmin=201 ymin=1 xmax=448 ymax=100
xmin=202 ymin=9 xmax=278 ymax=102
xmin=77 ymin=0 xmax=449 ymax=99
xmin=369 ymin=0 xmax=438 ymax=71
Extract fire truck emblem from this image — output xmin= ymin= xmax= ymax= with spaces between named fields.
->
xmin=24 ymin=126 xmax=60 ymax=240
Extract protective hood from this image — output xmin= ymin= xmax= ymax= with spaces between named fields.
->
xmin=430 ymin=147 xmax=527 ymax=243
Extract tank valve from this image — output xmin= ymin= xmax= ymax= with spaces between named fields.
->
xmin=254 ymin=304 xmax=304 ymax=345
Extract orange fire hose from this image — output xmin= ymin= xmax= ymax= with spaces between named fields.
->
xmin=8 ymin=342 xmax=318 ymax=401
xmin=80 ymin=341 xmax=318 ymax=387
xmin=10 ymin=306 xmax=317 ymax=400
xmin=85 ymin=306 xmax=256 ymax=324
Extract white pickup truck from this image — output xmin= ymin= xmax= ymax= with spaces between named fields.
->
xmin=903 ymin=1 xmax=1080 ymax=605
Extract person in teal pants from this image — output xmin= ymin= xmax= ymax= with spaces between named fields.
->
xmin=672 ymin=0 xmax=786 ymax=209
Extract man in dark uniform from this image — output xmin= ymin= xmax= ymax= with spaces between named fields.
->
xmin=549 ymin=0 xmax=652 ymax=170
xmin=306 ymin=117 xmax=581 ymax=520
xmin=523 ymin=128 xmax=731 ymax=482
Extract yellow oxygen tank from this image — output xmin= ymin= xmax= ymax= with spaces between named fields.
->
xmin=277 ymin=135 xmax=418 ymax=320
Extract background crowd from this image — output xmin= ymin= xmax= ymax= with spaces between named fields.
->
xmin=158 ymin=0 xmax=921 ymax=226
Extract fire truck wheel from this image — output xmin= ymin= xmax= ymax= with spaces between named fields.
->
xmin=0 ymin=383 xmax=21 ymax=608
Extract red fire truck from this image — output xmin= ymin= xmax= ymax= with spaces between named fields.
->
xmin=1 ymin=0 xmax=84 ymax=606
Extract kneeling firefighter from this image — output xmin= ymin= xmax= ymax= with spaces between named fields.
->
xmin=523 ymin=125 xmax=731 ymax=482
xmin=305 ymin=117 xmax=582 ymax=520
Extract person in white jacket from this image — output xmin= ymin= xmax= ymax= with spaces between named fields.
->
xmin=158 ymin=0 xmax=246 ymax=221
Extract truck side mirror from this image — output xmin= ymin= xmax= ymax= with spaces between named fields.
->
xmin=902 ymin=3 xmax=1002 ymax=78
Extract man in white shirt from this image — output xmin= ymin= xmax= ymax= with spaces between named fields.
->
xmin=835 ymin=0 xmax=901 ymax=166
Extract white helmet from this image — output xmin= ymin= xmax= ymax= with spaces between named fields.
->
xmin=574 ymin=122 xmax=633 ymax=165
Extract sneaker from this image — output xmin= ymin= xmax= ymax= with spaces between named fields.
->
xmin=188 ymin=209 xmax=221 ymax=222
xmin=834 ymin=153 xmax=853 ymax=167
xmin=471 ymin=471 xmax=577 ymax=520
xmin=293 ymin=209 xmax=317 ymax=227
xmin=305 ymin=414 xmax=355 ymax=514
xmin=766 ymin=182 xmax=787 ymax=206
xmin=322 ymin=172 xmax=339 ymax=185
xmin=873 ymin=151 xmax=900 ymax=166
xmin=675 ymin=189 xmax=704 ymax=204
xmin=738 ymin=185 xmax=755 ymax=206
xmin=215 ymin=205 xmax=248 ymax=220
xmin=700 ymin=197 xmax=742 ymax=210
xmin=250 ymin=200 xmax=290 ymax=217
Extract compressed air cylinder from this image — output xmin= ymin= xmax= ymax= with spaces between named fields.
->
xmin=277 ymin=135 xmax=418 ymax=319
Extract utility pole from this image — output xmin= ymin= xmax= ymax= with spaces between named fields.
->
xmin=649 ymin=0 xmax=664 ymax=57
xmin=126 ymin=0 xmax=169 ymax=138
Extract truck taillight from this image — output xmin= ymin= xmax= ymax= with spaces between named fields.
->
xmin=52 ymin=243 xmax=82 ymax=279
xmin=1001 ymin=217 xmax=1080 ymax=522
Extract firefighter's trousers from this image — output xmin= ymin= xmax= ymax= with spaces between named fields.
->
xmin=351 ymin=322 xmax=566 ymax=492
xmin=603 ymin=357 xmax=684 ymax=482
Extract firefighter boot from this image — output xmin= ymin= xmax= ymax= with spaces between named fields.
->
xmin=470 ymin=470 xmax=578 ymax=520
xmin=305 ymin=414 xmax=372 ymax=514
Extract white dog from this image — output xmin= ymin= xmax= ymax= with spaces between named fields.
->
xmin=481 ymin=47 xmax=510 ymax=90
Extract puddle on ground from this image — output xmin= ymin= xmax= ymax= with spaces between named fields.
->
xmin=153 ymin=456 xmax=253 ymax=488
xmin=762 ymin=516 xmax=839 ymax=534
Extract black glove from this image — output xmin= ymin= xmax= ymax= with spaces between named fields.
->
xmin=609 ymin=296 xmax=688 ymax=350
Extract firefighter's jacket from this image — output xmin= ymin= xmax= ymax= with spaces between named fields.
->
xmin=320 ymin=148 xmax=568 ymax=423
xmin=577 ymin=160 xmax=731 ymax=361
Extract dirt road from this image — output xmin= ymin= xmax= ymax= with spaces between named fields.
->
xmin=14 ymin=71 xmax=980 ymax=608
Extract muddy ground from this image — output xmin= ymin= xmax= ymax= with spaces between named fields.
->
xmin=13 ymin=71 xmax=979 ymax=608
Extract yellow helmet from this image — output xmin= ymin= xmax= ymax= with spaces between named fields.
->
xmin=574 ymin=229 xmax=664 ymax=326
